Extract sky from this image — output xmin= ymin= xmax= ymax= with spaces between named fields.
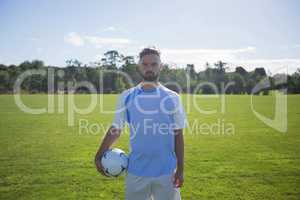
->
xmin=0 ymin=0 xmax=300 ymax=74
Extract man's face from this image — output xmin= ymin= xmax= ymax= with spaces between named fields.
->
xmin=138 ymin=54 xmax=162 ymax=82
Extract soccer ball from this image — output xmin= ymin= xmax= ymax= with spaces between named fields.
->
xmin=101 ymin=148 xmax=128 ymax=177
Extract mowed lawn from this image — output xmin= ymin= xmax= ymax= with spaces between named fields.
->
xmin=0 ymin=94 xmax=299 ymax=200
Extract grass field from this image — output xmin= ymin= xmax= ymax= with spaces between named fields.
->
xmin=0 ymin=94 xmax=299 ymax=200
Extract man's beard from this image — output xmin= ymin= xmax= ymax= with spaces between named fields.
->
xmin=140 ymin=71 xmax=159 ymax=82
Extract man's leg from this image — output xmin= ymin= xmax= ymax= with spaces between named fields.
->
xmin=151 ymin=174 xmax=181 ymax=200
xmin=125 ymin=173 xmax=152 ymax=200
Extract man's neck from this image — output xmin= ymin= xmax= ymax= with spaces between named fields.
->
xmin=140 ymin=81 xmax=160 ymax=90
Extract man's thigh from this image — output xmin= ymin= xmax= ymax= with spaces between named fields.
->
xmin=151 ymin=175 xmax=181 ymax=200
xmin=125 ymin=173 xmax=152 ymax=200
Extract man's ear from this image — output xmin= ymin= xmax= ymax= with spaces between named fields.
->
xmin=159 ymin=63 xmax=163 ymax=71
xmin=138 ymin=59 xmax=142 ymax=67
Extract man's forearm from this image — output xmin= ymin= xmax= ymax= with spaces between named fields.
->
xmin=174 ymin=129 xmax=184 ymax=172
xmin=95 ymin=126 xmax=121 ymax=158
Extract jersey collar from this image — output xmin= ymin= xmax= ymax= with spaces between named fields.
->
xmin=137 ymin=82 xmax=162 ymax=92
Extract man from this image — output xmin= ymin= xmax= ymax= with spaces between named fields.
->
xmin=95 ymin=47 xmax=187 ymax=200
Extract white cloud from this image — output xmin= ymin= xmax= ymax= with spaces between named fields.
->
xmin=84 ymin=36 xmax=130 ymax=48
xmin=29 ymin=37 xmax=40 ymax=42
xmin=235 ymin=59 xmax=300 ymax=74
xmin=281 ymin=44 xmax=300 ymax=49
xmin=293 ymin=44 xmax=300 ymax=48
xmin=103 ymin=26 xmax=116 ymax=31
xmin=161 ymin=47 xmax=300 ymax=74
xmin=101 ymin=26 xmax=129 ymax=33
xmin=161 ymin=47 xmax=256 ymax=67
xmin=64 ymin=32 xmax=85 ymax=47
xmin=163 ymin=47 xmax=256 ymax=54
xmin=64 ymin=32 xmax=131 ymax=48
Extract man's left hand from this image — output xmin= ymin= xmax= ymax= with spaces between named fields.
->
xmin=173 ymin=169 xmax=184 ymax=188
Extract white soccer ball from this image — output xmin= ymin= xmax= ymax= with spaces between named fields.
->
xmin=101 ymin=148 xmax=128 ymax=177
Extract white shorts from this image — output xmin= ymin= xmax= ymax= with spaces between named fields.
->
xmin=125 ymin=173 xmax=181 ymax=200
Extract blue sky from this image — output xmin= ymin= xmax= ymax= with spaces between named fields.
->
xmin=0 ymin=0 xmax=300 ymax=73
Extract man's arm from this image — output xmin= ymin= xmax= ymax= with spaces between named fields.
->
xmin=95 ymin=126 xmax=122 ymax=176
xmin=172 ymin=94 xmax=186 ymax=187
xmin=95 ymin=91 xmax=126 ymax=176
xmin=174 ymin=129 xmax=184 ymax=187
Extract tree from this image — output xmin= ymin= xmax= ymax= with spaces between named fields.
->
xmin=235 ymin=66 xmax=248 ymax=76
xmin=1 ymin=52 xmax=300 ymax=94
xmin=214 ymin=61 xmax=228 ymax=73
xmin=0 ymin=70 xmax=9 ymax=93
xmin=103 ymin=50 xmax=123 ymax=67
xmin=123 ymin=56 xmax=135 ymax=65
xmin=66 ymin=59 xmax=82 ymax=67
xmin=213 ymin=61 xmax=228 ymax=93
xmin=227 ymin=73 xmax=246 ymax=94
xmin=254 ymin=68 xmax=267 ymax=77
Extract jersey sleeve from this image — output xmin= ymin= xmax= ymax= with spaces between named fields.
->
xmin=172 ymin=95 xmax=187 ymax=129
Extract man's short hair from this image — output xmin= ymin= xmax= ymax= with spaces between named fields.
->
xmin=139 ymin=47 xmax=160 ymax=60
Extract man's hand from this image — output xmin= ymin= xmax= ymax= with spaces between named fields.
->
xmin=174 ymin=129 xmax=184 ymax=188
xmin=95 ymin=154 xmax=109 ymax=177
xmin=95 ymin=126 xmax=122 ymax=177
xmin=173 ymin=169 xmax=184 ymax=188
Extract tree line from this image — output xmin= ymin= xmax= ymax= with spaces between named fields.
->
xmin=0 ymin=50 xmax=299 ymax=94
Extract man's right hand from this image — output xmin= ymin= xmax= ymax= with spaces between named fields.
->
xmin=95 ymin=154 xmax=109 ymax=177
xmin=94 ymin=126 xmax=122 ymax=177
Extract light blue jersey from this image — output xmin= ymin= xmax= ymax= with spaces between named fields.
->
xmin=112 ymin=83 xmax=187 ymax=177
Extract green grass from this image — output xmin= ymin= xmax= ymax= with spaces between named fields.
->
xmin=0 ymin=94 xmax=299 ymax=200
